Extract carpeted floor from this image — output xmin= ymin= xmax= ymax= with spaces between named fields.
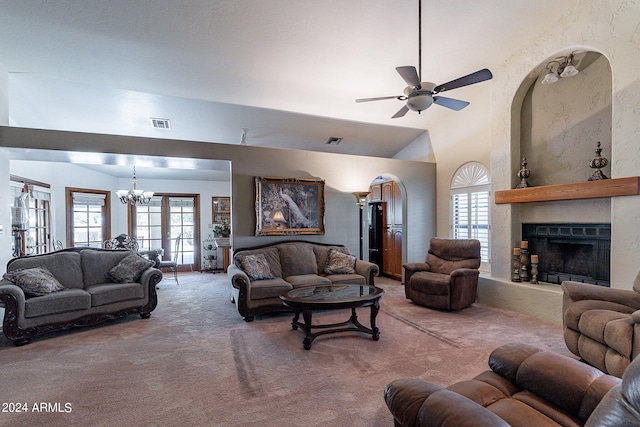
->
xmin=0 ymin=272 xmax=570 ymax=427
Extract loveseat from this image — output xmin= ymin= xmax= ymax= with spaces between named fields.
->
xmin=227 ymin=240 xmax=379 ymax=321
xmin=0 ymin=247 xmax=162 ymax=346
xmin=384 ymin=342 xmax=640 ymax=427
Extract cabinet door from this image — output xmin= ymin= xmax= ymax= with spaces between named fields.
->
xmin=392 ymin=181 xmax=403 ymax=226
xmin=369 ymin=184 xmax=382 ymax=201
xmin=383 ymin=227 xmax=392 ymax=275
xmin=391 ymin=228 xmax=403 ymax=279
xmin=382 ymin=181 xmax=394 ymax=226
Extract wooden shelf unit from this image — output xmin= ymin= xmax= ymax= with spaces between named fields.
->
xmin=494 ymin=177 xmax=640 ymax=204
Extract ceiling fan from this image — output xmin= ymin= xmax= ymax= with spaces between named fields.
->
xmin=356 ymin=0 xmax=493 ymax=118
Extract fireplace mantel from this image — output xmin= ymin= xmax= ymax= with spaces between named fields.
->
xmin=495 ymin=177 xmax=640 ymax=204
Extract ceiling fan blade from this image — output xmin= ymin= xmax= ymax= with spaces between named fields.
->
xmin=433 ymin=68 xmax=493 ymax=93
xmin=396 ymin=66 xmax=421 ymax=89
xmin=433 ymin=96 xmax=470 ymax=111
xmin=391 ymin=105 xmax=410 ymax=119
xmin=355 ymin=95 xmax=404 ymax=103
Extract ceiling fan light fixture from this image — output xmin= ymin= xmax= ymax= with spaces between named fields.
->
xmin=407 ymin=93 xmax=433 ymax=112
xmin=354 ymin=0 xmax=492 ymax=117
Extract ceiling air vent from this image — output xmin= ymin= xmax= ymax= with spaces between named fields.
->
xmin=150 ymin=118 xmax=171 ymax=129
xmin=326 ymin=136 xmax=343 ymax=145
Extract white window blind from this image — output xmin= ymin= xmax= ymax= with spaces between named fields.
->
xmin=73 ymin=192 xmax=106 ymax=206
xmin=451 ymin=162 xmax=491 ymax=265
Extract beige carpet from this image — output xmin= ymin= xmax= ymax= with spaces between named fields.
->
xmin=0 ymin=272 xmax=569 ymax=427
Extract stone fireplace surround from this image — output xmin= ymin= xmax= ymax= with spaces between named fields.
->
xmin=522 ymin=223 xmax=610 ymax=287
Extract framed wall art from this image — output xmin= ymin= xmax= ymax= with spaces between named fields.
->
xmin=255 ymin=176 xmax=325 ymax=236
xmin=212 ymin=196 xmax=230 ymax=223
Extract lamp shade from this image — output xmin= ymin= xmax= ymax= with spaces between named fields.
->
xmin=351 ymin=191 xmax=371 ymax=206
xmin=560 ymin=64 xmax=578 ymax=78
xmin=541 ymin=72 xmax=558 ymax=85
xmin=272 ymin=209 xmax=286 ymax=223
xmin=407 ymin=94 xmax=433 ymax=112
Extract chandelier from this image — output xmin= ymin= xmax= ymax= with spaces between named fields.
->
xmin=116 ymin=167 xmax=154 ymax=205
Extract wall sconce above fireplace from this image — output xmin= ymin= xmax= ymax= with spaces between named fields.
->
xmin=540 ymin=52 xmax=579 ymax=85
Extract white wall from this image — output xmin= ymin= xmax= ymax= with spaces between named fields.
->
xmin=0 ymin=127 xmax=437 ymax=271
xmin=8 ymin=159 xmax=231 ymax=258
xmin=0 ymin=64 xmax=10 ymax=270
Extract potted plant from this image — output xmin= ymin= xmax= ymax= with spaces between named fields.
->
xmin=213 ymin=219 xmax=231 ymax=238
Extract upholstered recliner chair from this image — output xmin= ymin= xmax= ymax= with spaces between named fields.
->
xmin=402 ymin=238 xmax=480 ymax=311
xmin=384 ymin=342 xmax=640 ymax=427
xmin=562 ymin=277 xmax=640 ymax=378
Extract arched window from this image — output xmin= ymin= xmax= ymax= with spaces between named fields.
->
xmin=450 ymin=162 xmax=490 ymax=268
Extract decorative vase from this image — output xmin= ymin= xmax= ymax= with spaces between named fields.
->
xmin=516 ymin=157 xmax=531 ymax=188
xmin=588 ymin=141 xmax=609 ymax=181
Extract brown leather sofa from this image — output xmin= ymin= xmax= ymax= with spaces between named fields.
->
xmin=384 ymin=343 xmax=640 ymax=426
xmin=562 ymin=279 xmax=640 ymax=378
xmin=402 ymin=238 xmax=480 ymax=310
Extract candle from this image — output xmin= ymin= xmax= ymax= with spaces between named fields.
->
xmin=531 ymin=255 xmax=539 ymax=263
xmin=521 ymin=241 xmax=529 ymax=249
xmin=513 ymin=248 xmax=521 ymax=256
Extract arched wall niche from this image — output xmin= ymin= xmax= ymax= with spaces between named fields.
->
xmin=509 ymin=48 xmax=613 ymax=229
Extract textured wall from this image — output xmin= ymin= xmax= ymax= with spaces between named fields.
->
xmin=482 ymin=0 xmax=640 ymax=322
xmin=518 ymin=54 xmax=612 ymax=225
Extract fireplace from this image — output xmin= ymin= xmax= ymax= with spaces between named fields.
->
xmin=522 ymin=223 xmax=610 ymax=287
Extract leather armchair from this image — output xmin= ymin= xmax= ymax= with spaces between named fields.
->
xmin=402 ymin=238 xmax=480 ymax=310
xmin=384 ymin=343 xmax=640 ymax=427
xmin=562 ymin=279 xmax=640 ymax=378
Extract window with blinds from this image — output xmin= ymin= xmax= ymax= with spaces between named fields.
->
xmin=450 ymin=162 xmax=491 ymax=267
xmin=66 ymin=188 xmax=110 ymax=248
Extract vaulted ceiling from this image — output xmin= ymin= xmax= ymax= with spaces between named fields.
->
xmin=0 ymin=0 xmax=579 ymax=170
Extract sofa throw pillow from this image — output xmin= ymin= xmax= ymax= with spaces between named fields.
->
xmin=324 ymin=248 xmax=357 ymax=274
xmin=238 ymin=254 xmax=274 ymax=281
xmin=3 ymin=267 xmax=66 ymax=298
xmin=106 ymin=253 xmax=154 ymax=283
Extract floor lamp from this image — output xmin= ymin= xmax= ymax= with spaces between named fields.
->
xmin=352 ymin=192 xmax=371 ymax=260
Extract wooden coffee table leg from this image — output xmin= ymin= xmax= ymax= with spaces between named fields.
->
xmin=302 ymin=309 xmax=313 ymax=350
xmin=370 ymin=299 xmax=380 ymax=341
xmin=291 ymin=310 xmax=300 ymax=330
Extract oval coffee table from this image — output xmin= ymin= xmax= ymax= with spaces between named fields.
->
xmin=280 ymin=284 xmax=384 ymax=350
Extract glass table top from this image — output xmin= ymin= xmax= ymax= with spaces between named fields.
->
xmin=282 ymin=285 xmax=383 ymax=303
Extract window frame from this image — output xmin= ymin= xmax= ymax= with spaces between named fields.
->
xmin=10 ymin=175 xmax=53 ymax=255
xmin=65 ymin=187 xmax=111 ymax=248
xmin=128 ymin=193 xmax=200 ymax=270
xmin=450 ymin=162 xmax=491 ymax=271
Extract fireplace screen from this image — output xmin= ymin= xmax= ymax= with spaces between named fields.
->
xmin=522 ymin=223 xmax=610 ymax=287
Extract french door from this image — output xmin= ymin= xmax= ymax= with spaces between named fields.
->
xmin=130 ymin=194 xmax=200 ymax=270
